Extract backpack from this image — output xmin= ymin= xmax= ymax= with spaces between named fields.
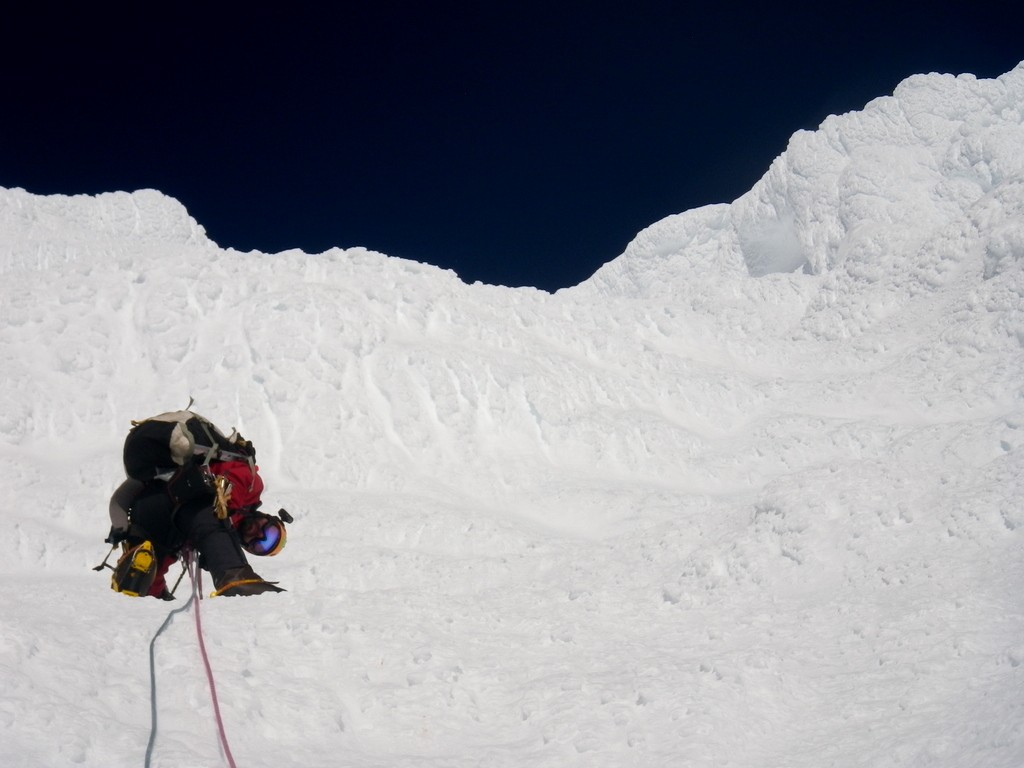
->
xmin=123 ymin=409 xmax=263 ymax=511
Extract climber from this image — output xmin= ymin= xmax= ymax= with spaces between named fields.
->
xmin=104 ymin=409 xmax=289 ymax=598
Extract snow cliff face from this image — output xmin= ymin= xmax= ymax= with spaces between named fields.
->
xmin=1 ymin=63 xmax=1022 ymax=768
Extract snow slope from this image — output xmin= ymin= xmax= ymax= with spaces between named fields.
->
xmin=1 ymin=62 xmax=1022 ymax=767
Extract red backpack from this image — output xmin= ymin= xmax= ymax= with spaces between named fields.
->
xmin=210 ymin=459 xmax=264 ymax=511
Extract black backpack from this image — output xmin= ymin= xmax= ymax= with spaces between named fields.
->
xmin=123 ymin=410 xmax=255 ymax=482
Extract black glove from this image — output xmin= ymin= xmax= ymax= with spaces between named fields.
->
xmin=105 ymin=526 xmax=129 ymax=545
xmin=234 ymin=433 xmax=256 ymax=459
xmin=166 ymin=461 xmax=215 ymax=505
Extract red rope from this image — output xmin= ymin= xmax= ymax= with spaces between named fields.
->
xmin=188 ymin=555 xmax=238 ymax=768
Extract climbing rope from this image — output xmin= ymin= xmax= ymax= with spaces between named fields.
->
xmin=189 ymin=556 xmax=238 ymax=768
xmin=145 ymin=565 xmax=195 ymax=767
xmin=144 ymin=552 xmax=238 ymax=768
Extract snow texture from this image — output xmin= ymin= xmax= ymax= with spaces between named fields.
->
xmin=1 ymin=62 xmax=1023 ymax=768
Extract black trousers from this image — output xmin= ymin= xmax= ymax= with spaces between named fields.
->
xmin=129 ymin=484 xmax=248 ymax=575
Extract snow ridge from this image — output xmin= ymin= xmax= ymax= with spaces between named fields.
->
xmin=0 ymin=187 xmax=211 ymax=274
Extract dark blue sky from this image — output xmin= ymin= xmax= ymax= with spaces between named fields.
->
xmin=2 ymin=5 xmax=1020 ymax=291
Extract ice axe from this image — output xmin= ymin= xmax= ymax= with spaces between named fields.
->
xmin=92 ymin=542 xmax=118 ymax=572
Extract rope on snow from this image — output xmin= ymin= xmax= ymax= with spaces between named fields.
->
xmin=145 ymin=561 xmax=195 ymax=767
xmin=190 ymin=556 xmax=238 ymax=768
xmin=144 ymin=551 xmax=238 ymax=768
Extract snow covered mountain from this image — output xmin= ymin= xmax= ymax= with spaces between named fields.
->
xmin=1 ymin=62 xmax=1022 ymax=768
